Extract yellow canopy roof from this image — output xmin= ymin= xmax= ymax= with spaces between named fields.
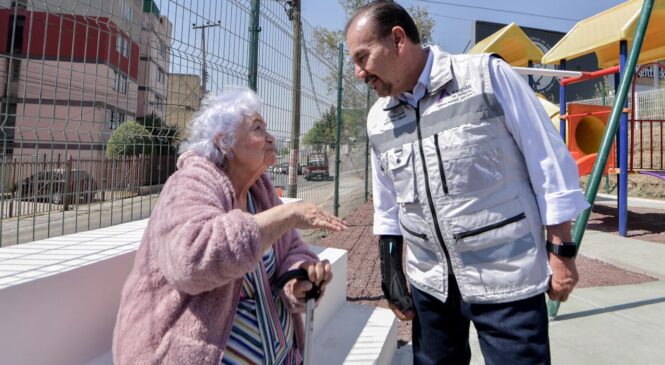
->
xmin=536 ymin=94 xmax=561 ymax=131
xmin=541 ymin=0 xmax=665 ymax=68
xmin=468 ymin=23 xmax=544 ymax=67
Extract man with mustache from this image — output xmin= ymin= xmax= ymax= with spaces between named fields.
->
xmin=346 ymin=1 xmax=588 ymax=364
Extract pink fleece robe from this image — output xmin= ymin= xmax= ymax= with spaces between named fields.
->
xmin=112 ymin=151 xmax=318 ymax=364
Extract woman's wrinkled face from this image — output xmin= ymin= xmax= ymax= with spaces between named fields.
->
xmin=231 ymin=112 xmax=276 ymax=173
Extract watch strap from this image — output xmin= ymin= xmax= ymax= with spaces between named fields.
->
xmin=546 ymin=240 xmax=578 ymax=258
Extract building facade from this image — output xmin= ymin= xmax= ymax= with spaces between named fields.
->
xmin=137 ymin=0 xmax=171 ymax=121
xmin=0 ymin=0 xmax=171 ymax=163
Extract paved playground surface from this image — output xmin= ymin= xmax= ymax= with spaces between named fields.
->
xmin=315 ymin=196 xmax=665 ymax=364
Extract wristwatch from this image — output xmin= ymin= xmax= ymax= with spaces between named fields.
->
xmin=546 ymin=240 xmax=578 ymax=258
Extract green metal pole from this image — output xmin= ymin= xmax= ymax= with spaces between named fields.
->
xmin=602 ymin=80 xmax=610 ymax=193
xmin=548 ymin=0 xmax=655 ymax=319
xmin=334 ymin=43 xmax=343 ymax=216
xmin=364 ymin=85 xmax=371 ymax=202
xmin=247 ymin=0 xmax=261 ymax=91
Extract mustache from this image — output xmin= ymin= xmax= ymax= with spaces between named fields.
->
xmin=364 ymin=75 xmax=377 ymax=84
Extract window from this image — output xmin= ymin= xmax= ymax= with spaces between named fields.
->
xmin=11 ymin=1 xmax=27 ymax=9
xmin=10 ymin=59 xmax=20 ymax=81
xmin=159 ymin=43 xmax=167 ymax=58
xmin=157 ymin=68 xmax=165 ymax=83
xmin=110 ymin=110 xmax=126 ymax=129
xmin=154 ymin=94 xmax=163 ymax=107
xmin=117 ymin=0 xmax=133 ymax=21
xmin=7 ymin=16 xmax=25 ymax=53
xmin=115 ymin=34 xmax=129 ymax=58
xmin=112 ymin=70 xmax=128 ymax=94
xmin=123 ymin=3 xmax=133 ymax=22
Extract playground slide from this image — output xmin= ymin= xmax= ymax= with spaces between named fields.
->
xmin=574 ymin=152 xmax=603 ymax=177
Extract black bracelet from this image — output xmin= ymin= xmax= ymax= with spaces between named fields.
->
xmin=546 ymin=240 xmax=578 ymax=258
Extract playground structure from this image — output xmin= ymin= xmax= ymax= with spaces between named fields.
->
xmin=470 ymin=0 xmax=664 ymax=317
xmin=470 ymin=0 xmax=665 ymax=237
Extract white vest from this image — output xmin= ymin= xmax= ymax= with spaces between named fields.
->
xmin=368 ymin=47 xmax=551 ymax=303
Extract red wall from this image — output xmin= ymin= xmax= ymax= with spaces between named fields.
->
xmin=0 ymin=9 xmax=139 ymax=80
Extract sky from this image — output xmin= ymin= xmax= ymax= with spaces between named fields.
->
xmin=301 ymin=0 xmax=627 ymax=54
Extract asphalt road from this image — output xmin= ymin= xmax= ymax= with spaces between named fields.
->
xmin=0 ymin=171 xmax=368 ymax=247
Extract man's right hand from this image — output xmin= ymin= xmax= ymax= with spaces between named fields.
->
xmin=379 ymin=235 xmax=415 ymax=321
xmin=388 ymin=301 xmax=416 ymax=321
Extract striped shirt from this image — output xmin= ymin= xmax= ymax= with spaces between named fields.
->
xmin=221 ymin=193 xmax=301 ymax=365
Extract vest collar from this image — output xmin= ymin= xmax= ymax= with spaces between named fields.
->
xmin=383 ymin=45 xmax=453 ymax=111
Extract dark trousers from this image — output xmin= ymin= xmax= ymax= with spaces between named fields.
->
xmin=411 ymin=276 xmax=550 ymax=365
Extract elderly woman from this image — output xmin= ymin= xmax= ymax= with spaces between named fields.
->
xmin=112 ymin=87 xmax=346 ymax=364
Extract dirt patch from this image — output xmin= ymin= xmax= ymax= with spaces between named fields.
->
xmin=315 ymin=201 xmax=660 ymax=345
xmin=580 ymin=173 xmax=665 ymax=200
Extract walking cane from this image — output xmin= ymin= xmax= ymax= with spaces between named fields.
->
xmin=274 ymin=268 xmax=321 ymax=365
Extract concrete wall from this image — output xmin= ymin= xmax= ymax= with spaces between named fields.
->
xmin=0 ymin=219 xmax=348 ymax=365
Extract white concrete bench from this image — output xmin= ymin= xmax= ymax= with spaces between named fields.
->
xmin=0 ymin=219 xmax=396 ymax=365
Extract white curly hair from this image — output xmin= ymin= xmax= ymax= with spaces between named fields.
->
xmin=179 ymin=87 xmax=263 ymax=167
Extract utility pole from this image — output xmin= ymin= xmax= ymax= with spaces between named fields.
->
xmin=192 ymin=21 xmax=220 ymax=96
xmin=287 ymin=0 xmax=302 ymax=198
xmin=248 ymin=0 xmax=261 ymax=91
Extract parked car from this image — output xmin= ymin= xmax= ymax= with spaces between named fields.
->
xmin=303 ymin=153 xmax=330 ymax=181
xmin=14 ymin=169 xmax=97 ymax=204
xmin=269 ymin=162 xmax=303 ymax=175
xmin=273 ymin=162 xmax=289 ymax=174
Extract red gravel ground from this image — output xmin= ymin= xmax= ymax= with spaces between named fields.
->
xmin=315 ymin=201 xmax=659 ymax=345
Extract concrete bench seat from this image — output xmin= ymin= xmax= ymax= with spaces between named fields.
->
xmin=0 ymin=219 xmax=396 ymax=365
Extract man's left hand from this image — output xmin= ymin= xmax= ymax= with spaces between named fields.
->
xmin=547 ymin=253 xmax=578 ymax=302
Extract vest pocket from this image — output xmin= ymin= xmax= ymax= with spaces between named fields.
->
xmin=453 ymin=213 xmax=526 ymax=241
xmin=400 ymin=219 xmax=427 ymax=240
xmin=448 ymin=198 xmax=531 ymax=253
xmin=386 ymin=144 xmax=416 ymax=203
xmin=439 ymin=141 xmax=504 ymax=196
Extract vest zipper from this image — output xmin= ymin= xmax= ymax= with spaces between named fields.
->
xmin=453 ymin=212 xmax=526 ymax=240
xmin=399 ymin=220 xmax=428 ymax=240
xmin=414 ymin=100 xmax=453 ymax=272
xmin=433 ymin=133 xmax=449 ymax=194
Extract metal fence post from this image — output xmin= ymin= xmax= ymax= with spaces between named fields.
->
xmin=334 ymin=43 xmax=343 ymax=216
xmin=364 ymin=85 xmax=371 ymax=202
xmin=288 ymin=0 xmax=302 ymax=198
xmin=248 ymin=0 xmax=261 ymax=91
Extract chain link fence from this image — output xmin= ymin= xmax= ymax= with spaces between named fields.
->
xmin=0 ymin=0 xmax=373 ymax=246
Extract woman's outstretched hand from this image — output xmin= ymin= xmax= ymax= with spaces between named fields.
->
xmin=291 ymin=203 xmax=347 ymax=232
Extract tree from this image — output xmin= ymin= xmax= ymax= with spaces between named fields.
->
xmin=106 ymin=121 xmax=153 ymax=158
xmin=312 ymin=1 xmax=435 ymax=108
xmin=409 ymin=6 xmax=435 ymax=45
xmin=337 ymin=1 xmax=435 ymax=44
xmin=303 ymin=105 xmax=367 ymax=150
xmin=303 ymin=106 xmax=336 ymax=150
xmin=136 ymin=113 xmax=180 ymax=155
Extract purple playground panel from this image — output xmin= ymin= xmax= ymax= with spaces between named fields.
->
xmin=639 ymin=170 xmax=665 ymax=181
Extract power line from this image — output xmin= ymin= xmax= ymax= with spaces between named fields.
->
xmin=413 ymin=0 xmax=581 ymax=22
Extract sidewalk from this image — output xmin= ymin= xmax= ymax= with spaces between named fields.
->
xmin=318 ymin=198 xmax=665 ymax=365
xmin=392 ymin=227 xmax=665 ymax=364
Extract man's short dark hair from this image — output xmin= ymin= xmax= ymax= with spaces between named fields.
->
xmin=345 ymin=1 xmax=421 ymax=44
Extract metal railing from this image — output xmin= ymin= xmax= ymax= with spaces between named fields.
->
xmin=0 ymin=0 xmax=373 ymax=246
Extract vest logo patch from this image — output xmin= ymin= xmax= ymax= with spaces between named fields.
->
xmin=387 ymin=108 xmax=407 ymax=123
xmin=438 ymin=83 xmax=474 ymax=106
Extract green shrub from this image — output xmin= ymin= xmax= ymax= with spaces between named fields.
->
xmin=106 ymin=120 xmax=153 ymax=158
